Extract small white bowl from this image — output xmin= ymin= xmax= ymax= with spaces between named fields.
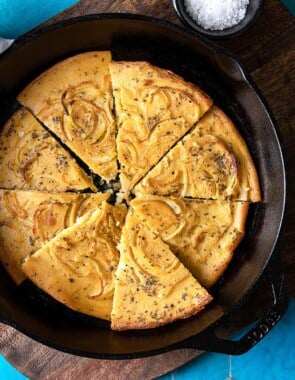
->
xmin=172 ymin=0 xmax=264 ymax=39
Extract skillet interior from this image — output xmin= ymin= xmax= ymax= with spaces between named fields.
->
xmin=0 ymin=15 xmax=286 ymax=358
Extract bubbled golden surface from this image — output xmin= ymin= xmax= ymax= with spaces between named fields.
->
xmin=18 ymin=52 xmax=117 ymax=181
xmin=0 ymin=55 xmax=261 ymax=330
xmin=135 ymin=107 xmax=260 ymax=202
xmin=195 ymin=107 xmax=261 ymax=202
xmin=0 ymin=108 xmax=96 ymax=192
xmin=22 ymin=202 xmax=127 ymax=321
xmin=0 ymin=190 xmax=109 ymax=284
xmin=109 ymin=61 xmax=212 ymax=196
xmin=111 ymin=209 xmax=212 ymax=330
xmin=131 ymin=196 xmax=249 ymax=288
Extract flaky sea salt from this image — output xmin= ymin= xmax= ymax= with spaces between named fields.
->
xmin=184 ymin=0 xmax=250 ymax=31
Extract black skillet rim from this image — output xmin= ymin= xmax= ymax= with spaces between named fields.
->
xmin=0 ymin=13 xmax=287 ymax=359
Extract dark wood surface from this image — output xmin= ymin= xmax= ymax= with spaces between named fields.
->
xmin=0 ymin=1 xmax=294 ymax=379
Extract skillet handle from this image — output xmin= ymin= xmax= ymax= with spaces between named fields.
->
xmin=182 ymin=254 xmax=288 ymax=355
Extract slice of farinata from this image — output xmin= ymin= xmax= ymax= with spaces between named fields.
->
xmin=109 ymin=61 xmax=212 ymax=197
xmin=111 ymin=209 xmax=212 ymax=330
xmin=135 ymin=107 xmax=261 ymax=202
xmin=0 ymin=190 xmax=109 ymax=284
xmin=0 ymin=108 xmax=96 ymax=192
xmin=17 ymin=52 xmax=117 ymax=181
xmin=131 ymin=196 xmax=249 ymax=289
xmin=22 ymin=201 xmax=127 ymax=320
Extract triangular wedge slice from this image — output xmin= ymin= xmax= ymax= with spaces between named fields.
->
xmin=22 ymin=202 xmax=127 ymax=320
xmin=17 ymin=52 xmax=117 ymax=181
xmin=0 ymin=190 xmax=109 ymax=284
xmin=0 ymin=108 xmax=96 ymax=192
xmin=131 ymin=196 xmax=249 ymax=288
xmin=111 ymin=209 xmax=212 ymax=330
xmin=109 ymin=61 xmax=212 ymax=196
xmin=135 ymin=107 xmax=261 ymax=202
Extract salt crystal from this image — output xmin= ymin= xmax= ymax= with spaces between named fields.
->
xmin=184 ymin=0 xmax=250 ymax=31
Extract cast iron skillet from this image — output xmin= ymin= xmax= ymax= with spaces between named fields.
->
xmin=0 ymin=14 xmax=288 ymax=358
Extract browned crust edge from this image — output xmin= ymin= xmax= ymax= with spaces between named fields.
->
xmin=209 ymin=106 xmax=261 ymax=202
xmin=204 ymin=201 xmax=250 ymax=289
xmin=111 ymin=292 xmax=212 ymax=331
xmin=17 ymin=51 xmax=111 ymax=111
xmin=109 ymin=61 xmax=213 ymax=111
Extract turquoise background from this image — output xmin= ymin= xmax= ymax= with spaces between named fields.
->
xmin=0 ymin=0 xmax=78 ymax=38
xmin=0 ymin=1 xmax=294 ymax=379
xmin=0 ymin=0 xmax=294 ymax=38
xmin=281 ymin=0 xmax=295 ymax=16
xmin=159 ymin=302 xmax=295 ymax=380
xmin=1 ymin=302 xmax=294 ymax=380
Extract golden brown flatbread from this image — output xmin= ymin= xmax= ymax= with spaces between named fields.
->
xmin=135 ymin=107 xmax=261 ymax=202
xmin=111 ymin=209 xmax=212 ymax=330
xmin=109 ymin=61 xmax=212 ymax=197
xmin=22 ymin=202 xmax=127 ymax=320
xmin=131 ymin=196 xmax=249 ymax=288
xmin=0 ymin=108 xmax=96 ymax=192
xmin=17 ymin=52 xmax=117 ymax=181
xmin=0 ymin=55 xmax=259 ymax=330
xmin=0 ymin=190 xmax=109 ymax=284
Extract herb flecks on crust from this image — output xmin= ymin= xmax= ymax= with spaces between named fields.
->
xmin=0 ymin=55 xmax=261 ymax=330
xmin=18 ymin=52 xmax=117 ymax=181
xmin=111 ymin=209 xmax=212 ymax=330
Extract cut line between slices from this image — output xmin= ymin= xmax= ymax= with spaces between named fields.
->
xmin=0 ymin=52 xmax=262 ymax=330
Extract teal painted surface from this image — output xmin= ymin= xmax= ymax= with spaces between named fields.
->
xmin=0 ymin=355 xmax=28 ymax=380
xmin=1 ymin=303 xmax=293 ymax=380
xmin=2 ymin=302 xmax=293 ymax=380
xmin=0 ymin=3 xmax=77 ymax=379
xmin=0 ymin=1 xmax=294 ymax=379
xmin=281 ymin=0 xmax=295 ymax=16
xmin=159 ymin=301 xmax=295 ymax=380
xmin=0 ymin=0 xmax=78 ymax=38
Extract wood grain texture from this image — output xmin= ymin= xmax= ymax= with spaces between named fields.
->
xmin=1 ymin=0 xmax=294 ymax=378
xmin=0 ymin=275 xmax=274 ymax=380
xmin=0 ymin=323 xmax=201 ymax=380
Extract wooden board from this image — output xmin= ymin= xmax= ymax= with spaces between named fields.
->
xmin=0 ymin=1 xmax=294 ymax=379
